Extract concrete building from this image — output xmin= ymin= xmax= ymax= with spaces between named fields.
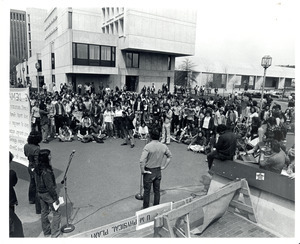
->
xmin=16 ymin=7 xmax=197 ymax=93
xmin=175 ymin=62 xmax=295 ymax=95
xmin=10 ymin=9 xmax=28 ymax=84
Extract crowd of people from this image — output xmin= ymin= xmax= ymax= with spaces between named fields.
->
xmin=10 ymin=82 xmax=295 ymax=237
xmin=28 ymin=82 xmax=295 ymax=174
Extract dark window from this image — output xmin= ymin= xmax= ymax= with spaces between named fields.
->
xmin=75 ymin=43 xmax=88 ymax=65
xmin=72 ymin=43 xmax=115 ymax=67
xmin=52 ymin=75 xmax=56 ymax=85
xmin=68 ymin=11 xmax=72 ymax=29
xmin=51 ymin=53 xmax=55 ymax=69
xmin=28 ymin=23 xmax=31 ymax=31
xmin=168 ymin=56 xmax=171 ymax=70
xmin=29 ymin=50 xmax=32 ymax=57
xmin=126 ymin=52 xmax=139 ymax=68
xmin=38 ymin=60 xmax=42 ymax=72
xmin=26 ymin=65 xmax=29 ymax=74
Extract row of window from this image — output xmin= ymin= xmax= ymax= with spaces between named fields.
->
xmin=72 ymin=43 xmax=116 ymax=67
xmin=10 ymin=12 xmax=26 ymax=21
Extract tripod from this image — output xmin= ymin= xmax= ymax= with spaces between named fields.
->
xmin=61 ymin=150 xmax=76 ymax=233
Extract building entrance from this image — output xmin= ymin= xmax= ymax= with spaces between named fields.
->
xmin=126 ymin=76 xmax=139 ymax=92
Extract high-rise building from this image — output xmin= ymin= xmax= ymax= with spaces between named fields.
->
xmin=10 ymin=9 xmax=28 ymax=84
xmin=17 ymin=7 xmax=197 ymax=92
xmin=10 ymin=9 xmax=28 ymax=62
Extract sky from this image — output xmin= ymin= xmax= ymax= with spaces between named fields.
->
xmin=2 ymin=0 xmax=297 ymax=70
xmin=187 ymin=0 xmax=297 ymax=69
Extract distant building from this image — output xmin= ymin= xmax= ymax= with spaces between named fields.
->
xmin=16 ymin=7 xmax=197 ymax=93
xmin=175 ymin=63 xmax=295 ymax=95
xmin=10 ymin=9 xmax=28 ymax=84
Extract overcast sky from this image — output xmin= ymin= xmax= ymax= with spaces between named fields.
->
xmin=187 ymin=0 xmax=296 ymax=69
xmin=2 ymin=0 xmax=297 ymax=69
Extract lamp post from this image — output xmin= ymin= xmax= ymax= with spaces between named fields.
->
xmin=260 ymin=55 xmax=272 ymax=112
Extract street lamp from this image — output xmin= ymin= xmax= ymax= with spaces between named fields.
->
xmin=260 ymin=55 xmax=272 ymax=111
xmin=35 ymin=62 xmax=40 ymax=95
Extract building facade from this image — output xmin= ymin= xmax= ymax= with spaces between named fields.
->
xmin=16 ymin=7 xmax=197 ymax=93
xmin=10 ymin=9 xmax=28 ymax=83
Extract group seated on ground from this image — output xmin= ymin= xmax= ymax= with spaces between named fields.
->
xmin=28 ymin=82 xmax=295 ymax=176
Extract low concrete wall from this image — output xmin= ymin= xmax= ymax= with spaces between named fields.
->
xmin=208 ymin=172 xmax=294 ymax=237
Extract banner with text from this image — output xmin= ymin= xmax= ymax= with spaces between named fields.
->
xmin=9 ymin=88 xmax=31 ymax=167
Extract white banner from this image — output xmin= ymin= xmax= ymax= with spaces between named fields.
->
xmin=9 ymin=88 xmax=31 ymax=167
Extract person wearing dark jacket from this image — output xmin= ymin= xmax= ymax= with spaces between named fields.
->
xmin=24 ymin=131 xmax=42 ymax=214
xmin=206 ymin=124 xmax=237 ymax=169
xmin=9 ymin=152 xmax=24 ymax=237
xmin=36 ymin=149 xmax=61 ymax=238
xmin=121 ymin=108 xmax=135 ymax=148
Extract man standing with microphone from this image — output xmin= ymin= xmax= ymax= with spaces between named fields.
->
xmin=139 ymin=128 xmax=172 ymax=209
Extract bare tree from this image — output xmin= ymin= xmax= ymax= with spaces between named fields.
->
xmin=176 ymin=58 xmax=197 ymax=91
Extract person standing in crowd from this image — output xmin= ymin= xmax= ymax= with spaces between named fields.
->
xmin=114 ymin=103 xmax=124 ymax=138
xmin=54 ymin=97 xmax=66 ymax=137
xmin=139 ymin=128 xmax=172 ymax=209
xmin=9 ymin=152 xmax=24 ymax=237
xmin=46 ymin=97 xmax=56 ymax=139
xmin=35 ymin=149 xmax=61 ymax=238
xmin=103 ymin=102 xmax=115 ymax=138
xmin=121 ymin=109 xmax=135 ymax=148
xmin=200 ymin=109 xmax=214 ymax=141
xmin=161 ymin=103 xmax=173 ymax=145
xmin=24 ymin=131 xmax=42 ymax=214
xmin=31 ymin=101 xmax=41 ymax=132
xmin=206 ymin=124 xmax=237 ymax=170
xmin=40 ymin=100 xmax=49 ymax=143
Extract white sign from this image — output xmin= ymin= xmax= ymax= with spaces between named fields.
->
xmin=9 ymin=88 xmax=31 ymax=166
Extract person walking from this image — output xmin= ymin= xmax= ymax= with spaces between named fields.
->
xmin=139 ymin=128 xmax=172 ymax=209
xmin=24 ymin=131 xmax=42 ymax=214
xmin=36 ymin=149 xmax=61 ymax=238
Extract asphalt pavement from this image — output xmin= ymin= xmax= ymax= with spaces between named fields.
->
xmin=11 ymin=137 xmax=209 ymax=237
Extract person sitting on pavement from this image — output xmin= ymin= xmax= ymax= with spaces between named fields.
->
xmin=58 ymin=123 xmax=73 ymax=142
xmin=138 ymin=121 xmax=149 ymax=140
xmin=206 ymin=124 xmax=237 ymax=170
xmin=188 ymin=129 xmax=207 ymax=153
xmin=90 ymin=120 xmax=105 ymax=143
xmin=259 ymin=140 xmax=289 ymax=174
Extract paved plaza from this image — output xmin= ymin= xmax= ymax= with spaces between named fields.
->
xmin=10 ymin=129 xmax=294 ymax=238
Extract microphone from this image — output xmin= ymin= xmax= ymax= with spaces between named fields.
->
xmin=61 ymin=150 xmax=76 ymax=184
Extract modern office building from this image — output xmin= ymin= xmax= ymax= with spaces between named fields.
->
xmin=10 ymin=9 xmax=28 ymax=62
xmin=16 ymin=7 xmax=197 ymax=93
xmin=10 ymin=9 xmax=28 ymax=83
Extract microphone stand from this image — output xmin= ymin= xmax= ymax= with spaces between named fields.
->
xmin=61 ymin=151 xmax=76 ymax=233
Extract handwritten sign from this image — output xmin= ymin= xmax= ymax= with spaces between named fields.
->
xmin=9 ymin=88 xmax=31 ymax=166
